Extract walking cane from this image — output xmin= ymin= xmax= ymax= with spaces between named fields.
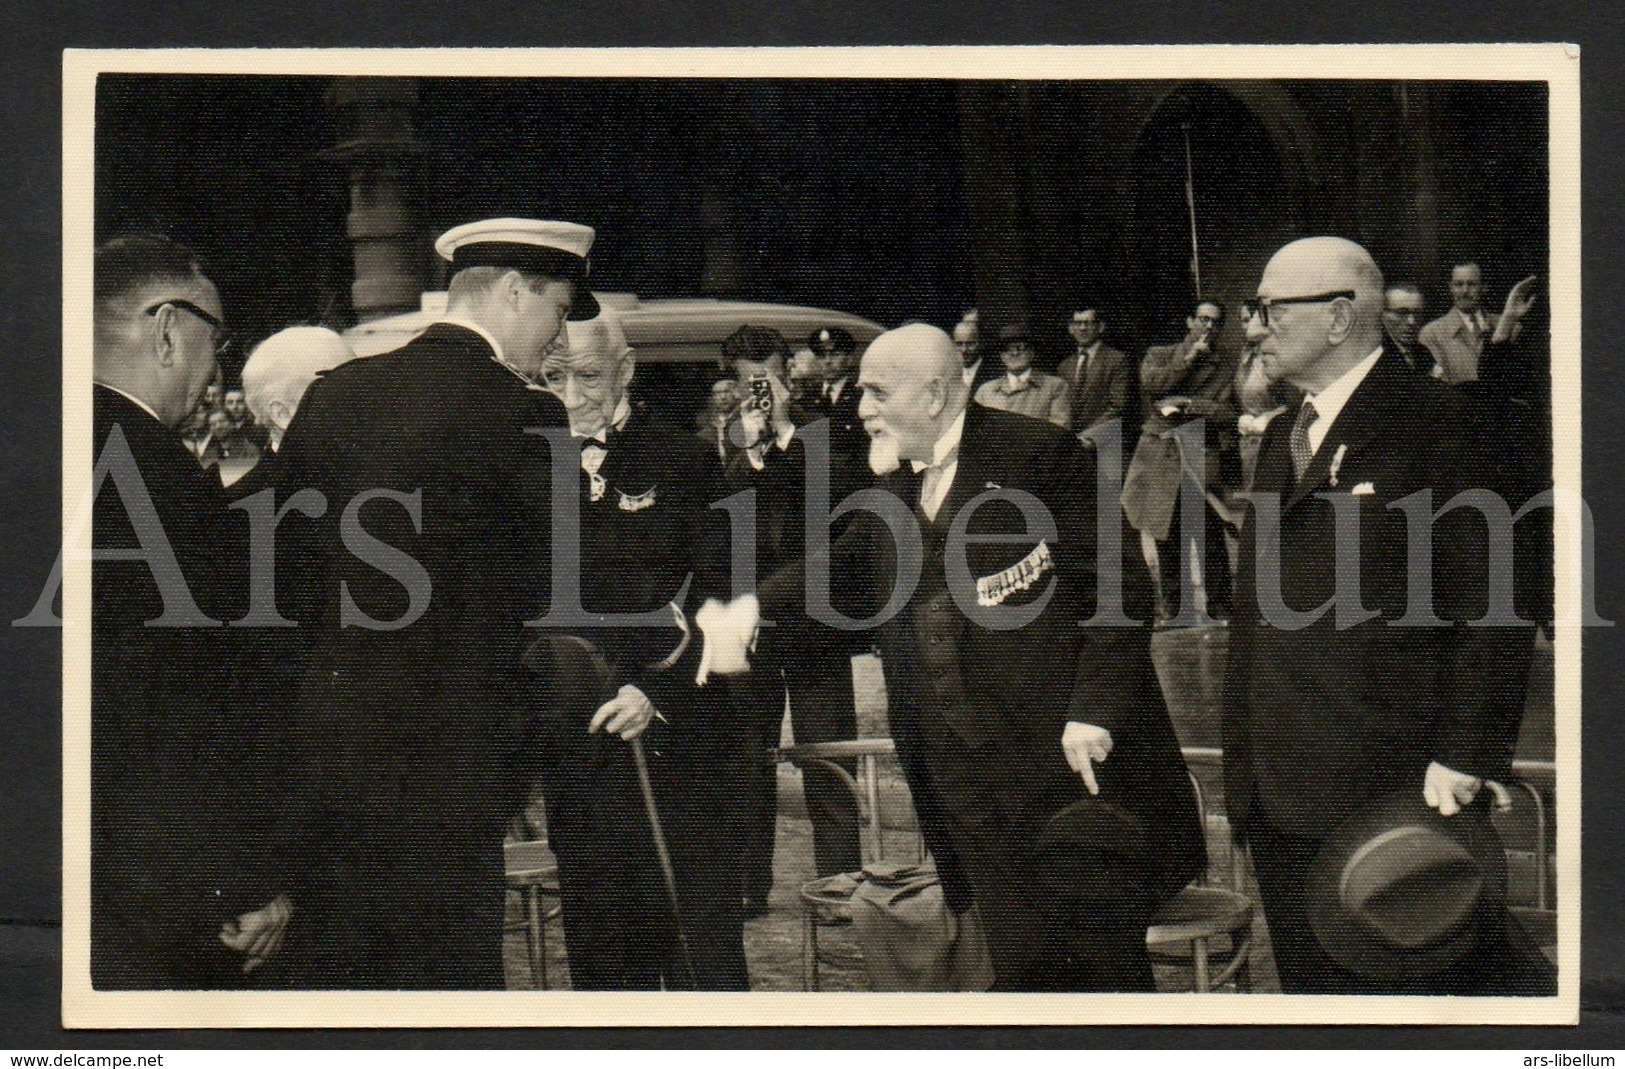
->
xmin=628 ymin=734 xmax=697 ymax=989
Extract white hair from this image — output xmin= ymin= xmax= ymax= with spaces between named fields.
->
xmin=241 ymin=326 xmax=358 ymax=431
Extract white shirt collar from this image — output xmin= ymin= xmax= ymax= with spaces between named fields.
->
xmin=825 ymin=377 xmax=848 ymax=404
xmin=1004 ymin=368 xmax=1032 ymax=390
xmin=1079 ymin=340 xmax=1102 ymax=360
xmin=1302 ymin=346 xmax=1383 ymax=453
xmin=94 ymin=381 xmax=166 ymax=426
xmin=1458 ymin=307 xmax=1486 ymax=332
xmin=911 ymin=408 xmax=966 ymax=474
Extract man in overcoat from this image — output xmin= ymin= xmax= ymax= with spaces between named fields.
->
xmin=89 ymin=233 xmax=293 ymax=987
xmin=723 ymin=324 xmax=1205 ymax=991
xmin=1223 ymin=236 xmax=1553 ymax=995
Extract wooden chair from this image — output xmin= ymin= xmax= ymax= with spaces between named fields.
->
xmin=1144 ymin=764 xmax=1256 ymax=992
xmin=503 ymin=838 xmax=564 ymax=990
xmin=776 ymin=737 xmax=920 ymax=991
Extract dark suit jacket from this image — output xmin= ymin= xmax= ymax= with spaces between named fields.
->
xmin=816 ymin=376 xmax=870 ymax=467
xmin=274 ymin=323 xmax=567 ymax=828
xmin=91 ymin=386 xmax=284 ymax=987
xmin=724 ymin=417 xmax=871 ymax=663
xmin=1058 ymin=343 xmax=1135 ymax=432
xmin=761 ymin=402 xmax=1204 ymax=906
xmin=1223 ymin=351 xmax=1534 ymax=841
xmin=565 ymin=408 xmax=732 ymax=717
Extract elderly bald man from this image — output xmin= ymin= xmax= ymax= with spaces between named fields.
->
xmin=732 ymin=323 xmax=1204 ymax=990
xmin=534 ymin=308 xmax=748 ymax=990
xmin=1223 ymin=237 xmax=1552 ymax=994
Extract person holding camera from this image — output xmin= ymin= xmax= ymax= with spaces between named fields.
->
xmin=720 ymin=325 xmax=865 ymax=918
xmin=1122 ymin=299 xmax=1240 ymax=622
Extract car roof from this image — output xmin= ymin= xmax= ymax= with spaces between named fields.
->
xmin=343 ymin=291 xmax=886 ymax=363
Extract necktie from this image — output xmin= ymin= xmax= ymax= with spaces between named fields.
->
xmin=1289 ymin=400 xmax=1318 ymax=482
xmin=918 ymin=449 xmax=959 ymax=523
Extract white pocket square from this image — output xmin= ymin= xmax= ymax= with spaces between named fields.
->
xmin=1351 ymin=481 xmax=1376 ymax=496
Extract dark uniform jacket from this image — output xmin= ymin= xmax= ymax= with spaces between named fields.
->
xmin=271 ymin=323 xmax=567 ymax=987
xmin=1223 ymin=351 xmax=1534 ymax=841
xmin=815 ymin=376 xmax=870 ymax=469
xmin=276 ymin=323 xmax=566 ymax=824
xmin=91 ymin=385 xmax=284 ymax=988
xmin=760 ymin=403 xmax=1204 ymax=911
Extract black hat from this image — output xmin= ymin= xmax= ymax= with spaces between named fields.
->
xmin=521 ymin=634 xmax=616 ymax=733
xmin=1028 ymin=797 xmax=1158 ymax=920
xmin=1307 ymin=790 xmax=1508 ymax=980
xmin=808 ymin=326 xmax=856 ymax=355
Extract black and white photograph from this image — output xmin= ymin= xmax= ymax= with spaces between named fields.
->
xmin=56 ymin=45 xmax=1580 ymax=1027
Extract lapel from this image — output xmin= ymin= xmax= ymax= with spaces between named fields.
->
xmin=932 ymin=402 xmax=997 ymax=532
xmin=592 ymin=408 xmax=648 ymax=500
xmin=1284 ymin=352 xmax=1413 ymax=512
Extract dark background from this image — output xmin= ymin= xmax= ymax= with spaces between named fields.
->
xmin=92 ymin=74 xmax=1547 ymax=391
xmin=3 ymin=1 xmax=1621 ymax=1050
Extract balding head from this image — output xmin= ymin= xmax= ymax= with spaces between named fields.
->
xmin=856 ymin=324 xmax=968 ymax=474
xmin=241 ymin=326 xmax=358 ymax=449
xmin=1248 ymin=236 xmax=1386 ymax=392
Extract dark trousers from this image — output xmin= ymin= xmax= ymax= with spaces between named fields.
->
xmin=286 ymin=811 xmax=508 ymax=990
xmin=1247 ymin=797 xmax=1556 ymax=995
xmin=919 ymin=725 xmax=1156 ymax=992
xmin=540 ymin=712 xmax=750 ymax=992
xmin=738 ymin=646 xmax=862 ymax=900
xmin=542 ymin=728 xmax=682 ymax=990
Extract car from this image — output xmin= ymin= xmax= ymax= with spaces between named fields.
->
xmin=343 ymin=291 xmax=886 ymax=427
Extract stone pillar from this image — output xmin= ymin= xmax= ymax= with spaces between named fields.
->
xmin=956 ymin=82 xmax=1033 ymax=341
xmin=326 ymin=78 xmax=424 ymax=322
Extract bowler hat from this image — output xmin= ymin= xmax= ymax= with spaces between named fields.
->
xmin=1028 ymin=797 xmax=1158 ymax=919
xmin=1307 ymin=790 xmax=1507 ymax=981
xmin=521 ymin=633 xmax=616 ymax=732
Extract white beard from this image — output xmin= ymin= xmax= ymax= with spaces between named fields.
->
xmin=868 ymin=433 xmax=901 ymax=476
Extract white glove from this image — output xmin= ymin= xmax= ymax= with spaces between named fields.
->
xmin=695 ymin=594 xmax=760 ymax=685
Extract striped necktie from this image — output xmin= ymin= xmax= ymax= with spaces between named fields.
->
xmin=1289 ymin=400 xmax=1318 ymax=482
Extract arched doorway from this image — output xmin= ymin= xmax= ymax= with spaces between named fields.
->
xmin=1123 ymin=83 xmax=1311 ymax=350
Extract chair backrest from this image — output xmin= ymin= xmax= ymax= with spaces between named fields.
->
xmin=777 ymin=738 xmax=923 ymax=865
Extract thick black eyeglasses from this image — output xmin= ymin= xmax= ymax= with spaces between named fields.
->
xmin=1242 ymin=290 xmax=1357 ymax=328
xmin=145 ymin=299 xmax=234 ymax=357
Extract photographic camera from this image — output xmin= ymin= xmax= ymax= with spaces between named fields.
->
xmin=746 ymin=374 xmax=773 ymax=412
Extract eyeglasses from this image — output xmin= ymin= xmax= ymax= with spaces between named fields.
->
xmin=1242 ymin=290 xmax=1357 ymax=329
xmin=145 ymin=299 xmax=234 ymax=357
